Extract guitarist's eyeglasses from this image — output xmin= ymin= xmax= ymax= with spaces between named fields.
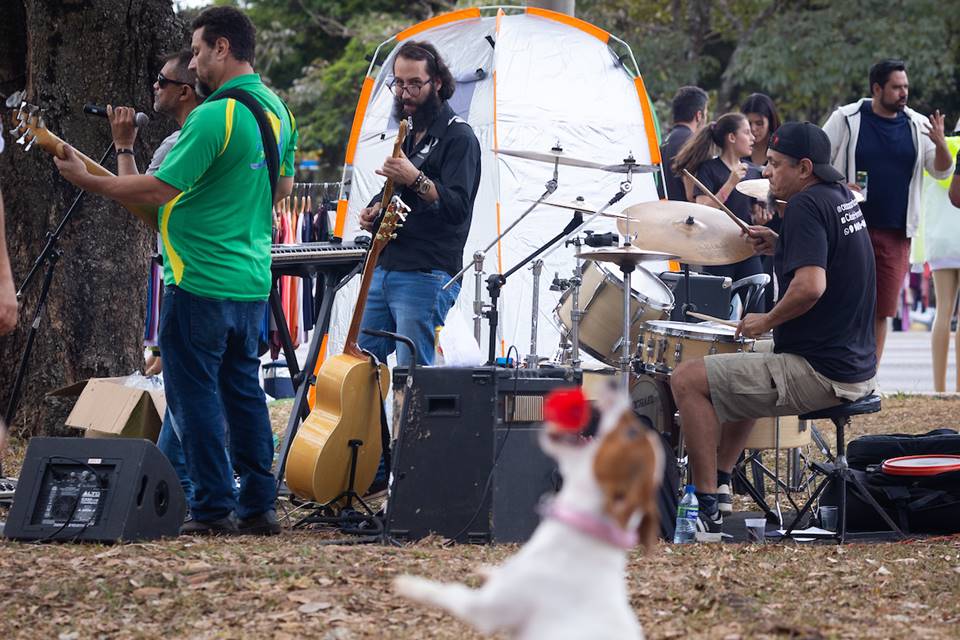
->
xmin=157 ymin=72 xmax=192 ymax=89
xmin=389 ymin=79 xmax=432 ymax=97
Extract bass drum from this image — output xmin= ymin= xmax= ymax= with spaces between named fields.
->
xmin=556 ymin=261 xmax=674 ymax=366
xmin=631 ymin=374 xmax=680 ymax=454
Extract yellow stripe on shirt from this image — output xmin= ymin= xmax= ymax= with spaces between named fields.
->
xmin=219 ymin=98 xmax=236 ymax=157
xmin=160 ymin=192 xmax=188 ymax=283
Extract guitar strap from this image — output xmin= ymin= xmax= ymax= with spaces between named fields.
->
xmin=211 ymin=88 xmax=283 ymax=201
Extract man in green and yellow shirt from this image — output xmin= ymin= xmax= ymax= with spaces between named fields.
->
xmin=55 ymin=6 xmax=297 ymax=536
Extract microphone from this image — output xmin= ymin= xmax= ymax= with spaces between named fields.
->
xmin=583 ymin=231 xmax=617 ymax=248
xmin=83 ymin=104 xmax=150 ymax=128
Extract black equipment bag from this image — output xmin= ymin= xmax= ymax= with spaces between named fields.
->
xmin=822 ymin=429 xmax=960 ymax=533
xmin=847 ymin=428 xmax=960 ymax=470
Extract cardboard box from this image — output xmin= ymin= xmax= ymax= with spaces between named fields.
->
xmin=48 ymin=377 xmax=166 ymax=442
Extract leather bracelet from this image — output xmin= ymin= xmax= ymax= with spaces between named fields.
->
xmin=116 ymin=147 xmax=134 ymax=155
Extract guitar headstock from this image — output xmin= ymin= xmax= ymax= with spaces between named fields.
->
xmin=8 ymin=100 xmax=57 ymax=155
xmin=374 ymin=195 xmax=410 ymax=247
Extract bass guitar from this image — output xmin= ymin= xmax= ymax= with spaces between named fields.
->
xmin=285 ymin=117 xmax=411 ymax=504
xmin=8 ymin=101 xmax=158 ymax=228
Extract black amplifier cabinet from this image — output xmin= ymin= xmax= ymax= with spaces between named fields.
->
xmin=4 ymin=437 xmax=186 ymax=543
xmin=386 ymin=366 xmax=579 ymax=544
xmin=658 ymin=271 xmax=731 ymax=321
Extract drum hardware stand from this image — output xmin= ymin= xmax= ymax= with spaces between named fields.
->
xmin=484 ymin=212 xmax=583 ymax=365
xmin=617 ymin=256 xmax=635 ymax=395
xmin=525 ymin=259 xmax=544 ymax=368
xmin=679 ymin=217 xmax=698 ymax=319
xmin=549 ymin=272 xmax=573 ymax=364
xmin=470 ymin=251 xmax=486 ymax=344
xmin=3 ymin=138 xmax=115 ymax=452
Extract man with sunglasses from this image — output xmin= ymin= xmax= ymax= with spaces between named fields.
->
xmin=357 ymin=41 xmax=481 ymax=369
xmin=105 ymin=48 xmax=204 ymax=509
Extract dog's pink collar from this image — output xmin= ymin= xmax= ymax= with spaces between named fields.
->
xmin=538 ymin=500 xmax=638 ymax=549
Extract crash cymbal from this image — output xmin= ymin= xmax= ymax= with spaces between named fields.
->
xmin=537 ymin=197 xmax=631 ymax=220
xmin=615 ymin=200 xmax=755 ymax=266
xmin=495 ymin=148 xmax=609 ymax=171
xmin=578 ymin=244 xmax=679 ymax=268
xmin=736 ymin=178 xmax=865 ymax=203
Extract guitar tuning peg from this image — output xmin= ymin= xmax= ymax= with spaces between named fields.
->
xmin=390 ymin=233 xmax=397 ymax=240
xmin=16 ymin=130 xmax=29 ymax=145
xmin=23 ymin=136 xmax=36 ymax=151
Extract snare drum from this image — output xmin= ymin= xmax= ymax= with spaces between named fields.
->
xmin=638 ymin=320 xmax=755 ymax=375
xmin=556 ymin=262 xmax=674 ymax=366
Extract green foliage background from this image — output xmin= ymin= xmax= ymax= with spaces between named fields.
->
xmin=192 ymin=1 xmax=960 ymax=180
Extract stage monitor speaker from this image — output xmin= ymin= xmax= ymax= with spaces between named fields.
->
xmin=386 ymin=367 xmax=576 ymax=544
xmin=4 ymin=437 xmax=186 ymax=542
xmin=658 ymin=271 xmax=731 ymax=321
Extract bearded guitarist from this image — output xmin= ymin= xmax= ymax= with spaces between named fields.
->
xmin=358 ymin=41 xmax=482 ymax=369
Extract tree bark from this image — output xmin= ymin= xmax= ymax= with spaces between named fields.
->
xmin=0 ymin=0 xmax=184 ymax=437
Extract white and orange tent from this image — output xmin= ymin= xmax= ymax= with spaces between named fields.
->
xmin=328 ymin=6 xmax=664 ymax=364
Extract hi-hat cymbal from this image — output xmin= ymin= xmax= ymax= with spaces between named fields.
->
xmin=601 ymin=158 xmax=659 ymax=174
xmin=495 ymin=148 xmax=609 ymax=171
xmin=736 ymin=178 xmax=865 ymax=203
xmin=578 ymin=245 xmax=679 ymax=268
xmin=537 ymin=197 xmax=630 ymax=220
xmin=615 ymin=200 xmax=755 ymax=266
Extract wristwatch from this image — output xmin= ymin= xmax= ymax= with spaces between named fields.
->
xmin=413 ymin=171 xmax=432 ymax=196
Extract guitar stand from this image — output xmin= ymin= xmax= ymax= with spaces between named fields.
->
xmin=4 ymin=140 xmax=115 ymax=477
xmin=292 ymin=439 xmax=384 ymax=537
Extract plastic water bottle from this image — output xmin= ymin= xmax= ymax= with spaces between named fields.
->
xmin=673 ymin=485 xmax=699 ymax=544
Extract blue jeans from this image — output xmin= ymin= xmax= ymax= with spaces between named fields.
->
xmin=358 ymin=268 xmax=460 ymax=366
xmin=156 ymin=408 xmax=194 ymax=505
xmin=159 ymin=285 xmax=275 ymax=522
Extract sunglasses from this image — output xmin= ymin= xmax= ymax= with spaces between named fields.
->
xmin=157 ymin=72 xmax=191 ymax=89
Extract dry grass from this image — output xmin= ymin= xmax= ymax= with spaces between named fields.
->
xmin=1 ymin=395 xmax=959 ymax=640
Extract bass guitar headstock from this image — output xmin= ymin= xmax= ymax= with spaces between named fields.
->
xmin=8 ymin=99 xmax=61 ymax=157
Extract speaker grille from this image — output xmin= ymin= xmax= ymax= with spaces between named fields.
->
xmin=506 ymin=395 xmax=544 ymax=422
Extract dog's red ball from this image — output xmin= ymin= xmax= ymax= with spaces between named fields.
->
xmin=544 ymin=387 xmax=589 ymax=432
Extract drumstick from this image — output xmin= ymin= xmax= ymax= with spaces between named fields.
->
xmin=686 ymin=311 xmax=739 ymax=327
xmin=682 ymin=169 xmax=751 ymax=233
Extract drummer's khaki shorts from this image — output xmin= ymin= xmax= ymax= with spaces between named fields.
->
xmin=703 ymin=341 xmax=876 ymax=424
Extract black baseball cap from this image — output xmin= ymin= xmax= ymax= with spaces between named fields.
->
xmin=768 ymin=121 xmax=845 ymax=183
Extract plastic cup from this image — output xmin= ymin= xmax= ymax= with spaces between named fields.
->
xmin=819 ymin=505 xmax=838 ymax=531
xmin=744 ymin=518 xmax=766 ymax=543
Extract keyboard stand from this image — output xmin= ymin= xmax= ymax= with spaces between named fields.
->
xmin=270 ymin=259 xmax=364 ymax=491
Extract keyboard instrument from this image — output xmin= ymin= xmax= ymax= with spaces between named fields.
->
xmin=271 ymin=241 xmax=367 ymax=277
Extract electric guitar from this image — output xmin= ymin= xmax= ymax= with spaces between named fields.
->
xmin=7 ymin=101 xmax=157 ymax=227
xmin=285 ymin=118 xmax=411 ymax=504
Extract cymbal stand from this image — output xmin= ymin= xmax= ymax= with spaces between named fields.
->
xmin=539 ymin=162 xmax=634 ymax=262
xmin=563 ymin=235 xmax=584 ymax=369
xmin=618 ymin=255 xmax=635 ymax=397
xmin=443 ymin=158 xmax=560 ymax=293
xmin=525 ymin=260 xmax=544 ymax=368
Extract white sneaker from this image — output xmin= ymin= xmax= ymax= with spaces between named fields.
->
xmin=717 ymin=483 xmax=733 ymax=514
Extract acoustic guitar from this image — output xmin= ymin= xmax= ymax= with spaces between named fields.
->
xmin=285 ymin=118 xmax=411 ymax=504
xmin=7 ymin=101 xmax=158 ymax=229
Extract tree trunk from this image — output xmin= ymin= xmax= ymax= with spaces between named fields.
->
xmin=0 ymin=0 xmax=184 ymax=437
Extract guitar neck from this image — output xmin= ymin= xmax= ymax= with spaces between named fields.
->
xmin=33 ymin=126 xmax=158 ymax=227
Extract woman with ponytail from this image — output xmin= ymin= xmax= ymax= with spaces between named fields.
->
xmin=672 ymin=112 xmax=765 ymax=288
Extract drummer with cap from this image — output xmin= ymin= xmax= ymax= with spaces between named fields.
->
xmin=670 ymin=122 xmax=879 ymax=542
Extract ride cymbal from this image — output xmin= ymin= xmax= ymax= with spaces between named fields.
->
xmin=615 ymin=200 xmax=755 ymax=266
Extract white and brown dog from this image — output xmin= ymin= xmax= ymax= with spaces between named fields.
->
xmin=394 ymin=391 xmax=663 ymax=640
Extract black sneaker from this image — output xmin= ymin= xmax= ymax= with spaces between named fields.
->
xmin=238 ymin=510 xmax=282 ymax=536
xmin=694 ymin=509 xmax=723 ymax=543
xmin=717 ymin=483 xmax=733 ymax=514
xmin=180 ymin=514 xmax=239 ymax=536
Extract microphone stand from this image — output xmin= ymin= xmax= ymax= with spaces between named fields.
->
xmin=4 ymin=141 xmax=116 ymax=434
xmin=484 ymin=212 xmax=583 ymax=365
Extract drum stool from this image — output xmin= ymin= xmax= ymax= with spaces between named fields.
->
xmin=733 ymin=416 xmax=811 ymax=524
xmin=783 ymin=394 xmax=906 ymax=543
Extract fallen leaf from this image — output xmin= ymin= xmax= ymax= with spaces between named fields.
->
xmin=298 ymin=602 xmax=332 ymax=614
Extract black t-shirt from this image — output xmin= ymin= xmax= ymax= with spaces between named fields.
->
xmin=659 ymin=124 xmax=693 ymax=201
xmin=374 ymin=102 xmax=482 ymax=277
xmin=855 ymin=102 xmax=915 ymax=230
xmin=773 ymin=182 xmax=877 ymax=382
xmin=693 ymin=157 xmax=762 ymax=225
